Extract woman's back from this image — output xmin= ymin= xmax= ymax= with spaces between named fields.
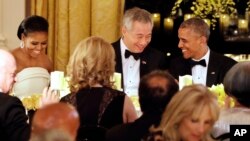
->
xmin=63 ymin=36 xmax=137 ymax=141
xmin=61 ymin=87 xmax=125 ymax=127
xmin=61 ymin=87 xmax=125 ymax=141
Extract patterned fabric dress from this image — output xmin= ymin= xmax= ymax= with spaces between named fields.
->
xmin=61 ymin=87 xmax=125 ymax=141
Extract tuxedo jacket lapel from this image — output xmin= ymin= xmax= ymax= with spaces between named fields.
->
xmin=112 ymin=41 xmax=123 ymax=73
xmin=206 ymin=52 xmax=217 ymax=87
xmin=140 ymin=53 xmax=148 ymax=77
xmin=185 ymin=59 xmax=192 ymax=75
xmin=179 ymin=59 xmax=192 ymax=76
xmin=112 ymin=40 xmax=124 ymax=89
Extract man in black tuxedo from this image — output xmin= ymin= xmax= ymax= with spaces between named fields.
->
xmin=0 ymin=49 xmax=30 ymax=141
xmin=169 ymin=18 xmax=237 ymax=87
xmin=112 ymin=7 xmax=167 ymax=96
xmin=106 ymin=70 xmax=179 ymax=141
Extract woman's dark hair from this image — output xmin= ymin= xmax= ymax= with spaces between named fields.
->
xmin=223 ymin=62 xmax=250 ymax=107
xmin=17 ymin=15 xmax=49 ymax=40
xmin=139 ymin=70 xmax=179 ymax=113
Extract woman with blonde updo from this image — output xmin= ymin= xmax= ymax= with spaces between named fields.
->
xmin=61 ymin=36 xmax=137 ymax=141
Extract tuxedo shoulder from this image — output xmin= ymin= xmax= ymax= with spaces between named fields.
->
xmin=0 ymin=94 xmax=24 ymax=114
xmin=143 ymin=47 xmax=166 ymax=59
xmin=111 ymin=39 xmax=120 ymax=46
xmin=0 ymin=93 xmax=21 ymax=104
xmin=106 ymin=87 xmax=125 ymax=96
xmin=145 ymin=47 xmax=163 ymax=54
xmin=170 ymin=56 xmax=186 ymax=63
xmin=210 ymin=51 xmax=237 ymax=63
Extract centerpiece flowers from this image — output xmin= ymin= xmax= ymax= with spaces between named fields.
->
xmin=209 ymin=83 xmax=234 ymax=108
xmin=171 ymin=0 xmax=237 ymax=29
xmin=21 ymin=72 xmax=70 ymax=110
xmin=21 ymin=94 xmax=42 ymax=110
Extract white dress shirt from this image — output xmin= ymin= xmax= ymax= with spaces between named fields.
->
xmin=120 ymin=39 xmax=140 ymax=96
xmin=191 ymin=49 xmax=210 ymax=86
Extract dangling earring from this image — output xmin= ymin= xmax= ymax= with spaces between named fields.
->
xmin=20 ymin=41 xmax=24 ymax=48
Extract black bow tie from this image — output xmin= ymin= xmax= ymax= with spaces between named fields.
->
xmin=189 ymin=59 xmax=206 ymax=67
xmin=125 ymin=50 xmax=140 ymax=60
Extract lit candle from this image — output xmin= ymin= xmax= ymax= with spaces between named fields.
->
xmin=112 ymin=72 xmax=122 ymax=91
xmin=246 ymin=11 xmax=250 ymax=31
xmin=50 ymin=71 xmax=64 ymax=90
xmin=164 ymin=17 xmax=173 ymax=31
xmin=152 ymin=13 xmax=161 ymax=29
xmin=238 ymin=19 xmax=248 ymax=29
xmin=219 ymin=14 xmax=230 ymax=31
xmin=184 ymin=14 xmax=194 ymax=21
xmin=238 ymin=19 xmax=248 ymax=33
xmin=245 ymin=11 xmax=250 ymax=21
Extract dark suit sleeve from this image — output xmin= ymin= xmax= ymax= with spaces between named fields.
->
xmin=105 ymin=124 xmax=128 ymax=141
xmin=169 ymin=58 xmax=179 ymax=79
xmin=158 ymin=52 xmax=169 ymax=70
xmin=168 ymin=57 xmax=190 ymax=80
xmin=144 ymin=48 xmax=168 ymax=71
xmin=1 ymin=96 xmax=30 ymax=141
xmin=217 ymin=55 xmax=237 ymax=83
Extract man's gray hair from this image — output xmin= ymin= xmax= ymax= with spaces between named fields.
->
xmin=122 ymin=7 xmax=153 ymax=30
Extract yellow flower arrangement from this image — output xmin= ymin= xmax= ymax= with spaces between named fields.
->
xmin=21 ymin=94 xmax=42 ymax=110
xmin=247 ymin=0 xmax=250 ymax=11
xmin=209 ymin=83 xmax=234 ymax=108
xmin=20 ymin=73 xmax=71 ymax=111
xmin=171 ymin=0 xmax=237 ymax=29
xmin=171 ymin=0 xmax=183 ymax=16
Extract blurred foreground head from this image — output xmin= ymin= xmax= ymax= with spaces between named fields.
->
xmin=223 ymin=61 xmax=250 ymax=107
xmin=158 ymin=84 xmax=219 ymax=141
xmin=30 ymin=128 xmax=73 ymax=141
xmin=0 ymin=49 xmax=16 ymax=93
xmin=31 ymin=102 xmax=80 ymax=140
xmin=139 ymin=70 xmax=179 ymax=113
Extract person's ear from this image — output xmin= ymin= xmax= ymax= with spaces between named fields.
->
xmin=21 ymin=33 xmax=25 ymax=40
xmin=121 ymin=26 xmax=127 ymax=36
xmin=200 ymin=36 xmax=207 ymax=44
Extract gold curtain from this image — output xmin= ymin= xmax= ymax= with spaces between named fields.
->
xmin=31 ymin=0 xmax=124 ymax=72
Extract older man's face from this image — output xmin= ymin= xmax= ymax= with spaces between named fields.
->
xmin=2 ymin=61 xmax=16 ymax=93
xmin=122 ymin=21 xmax=152 ymax=53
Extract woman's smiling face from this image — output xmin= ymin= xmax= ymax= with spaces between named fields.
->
xmin=22 ymin=31 xmax=48 ymax=58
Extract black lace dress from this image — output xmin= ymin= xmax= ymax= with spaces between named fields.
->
xmin=60 ymin=87 xmax=125 ymax=141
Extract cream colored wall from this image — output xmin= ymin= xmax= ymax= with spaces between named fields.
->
xmin=0 ymin=0 xmax=25 ymax=50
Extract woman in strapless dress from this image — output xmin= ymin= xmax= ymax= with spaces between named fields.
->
xmin=11 ymin=15 xmax=53 ymax=98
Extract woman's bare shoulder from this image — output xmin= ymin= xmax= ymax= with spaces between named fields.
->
xmin=41 ymin=53 xmax=53 ymax=72
xmin=11 ymin=47 xmax=23 ymax=57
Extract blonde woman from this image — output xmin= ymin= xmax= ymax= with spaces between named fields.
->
xmin=60 ymin=36 xmax=137 ymax=141
xmin=148 ymin=84 xmax=220 ymax=141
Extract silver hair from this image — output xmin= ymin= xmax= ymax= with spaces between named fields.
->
xmin=122 ymin=7 xmax=153 ymax=31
